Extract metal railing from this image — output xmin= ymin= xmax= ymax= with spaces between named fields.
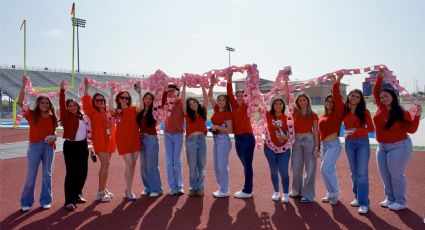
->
xmin=0 ymin=64 xmax=146 ymax=78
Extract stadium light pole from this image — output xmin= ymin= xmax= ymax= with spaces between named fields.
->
xmin=226 ymin=46 xmax=235 ymax=66
xmin=71 ymin=17 xmax=86 ymax=73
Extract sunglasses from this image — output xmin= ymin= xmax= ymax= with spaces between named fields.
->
xmin=95 ymin=98 xmax=105 ymax=102
xmin=120 ymin=96 xmax=130 ymax=100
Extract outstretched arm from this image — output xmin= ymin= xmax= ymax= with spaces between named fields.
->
xmin=226 ymin=72 xmax=237 ymax=107
xmin=373 ymin=68 xmax=384 ymax=108
xmin=17 ymin=76 xmax=27 ymax=109
xmin=134 ymin=82 xmax=144 ymax=113
xmin=59 ymin=80 xmax=67 ymax=120
xmin=202 ymin=86 xmax=208 ymax=113
xmin=181 ymin=83 xmax=187 ymax=115
xmin=208 ymin=79 xmax=217 ymax=108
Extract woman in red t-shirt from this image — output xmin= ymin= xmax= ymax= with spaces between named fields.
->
xmin=182 ymin=83 xmax=208 ymax=197
xmin=111 ymin=84 xmax=143 ymax=201
xmin=208 ymin=79 xmax=233 ymax=198
xmin=136 ymin=92 xmax=163 ymax=197
xmin=289 ymin=93 xmax=320 ymax=203
xmin=373 ymin=68 xmax=422 ymax=211
xmin=318 ymin=73 xmax=345 ymax=205
xmin=340 ymin=74 xmax=375 ymax=214
xmin=18 ymin=76 xmax=58 ymax=212
xmin=264 ymin=98 xmax=291 ymax=203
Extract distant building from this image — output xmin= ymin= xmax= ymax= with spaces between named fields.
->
xmin=362 ymin=71 xmax=398 ymax=96
xmin=233 ymin=78 xmax=347 ymax=105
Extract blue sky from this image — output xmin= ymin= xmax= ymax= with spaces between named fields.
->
xmin=1 ymin=0 xmax=424 ymax=93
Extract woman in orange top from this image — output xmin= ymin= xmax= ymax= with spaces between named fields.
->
xmin=264 ymin=98 xmax=291 ymax=203
xmin=111 ymin=84 xmax=143 ymax=201
xmin=18 ymin=76 xmax=58 ymax=212
xmin=82 ymin=78 xmax=116 ymax=202
xmin=208 ymin=78 xmax=233 ymax=198
xmin=181 ymin=83 xmax=208 ymax=197
xmin=340 ymin=75 xmax=375 ymax=214
xmin=290 ymin=93 xmax=320 ymax=203
xmin=373 ymin=68 xmax=422 ymax=211
xmin=318 ymin=73 xmax=345 ymax=205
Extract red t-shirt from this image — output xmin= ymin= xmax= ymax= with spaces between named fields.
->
xmin=162 ymin=92 xmax=185 ymax=134
xmin=139 ymin=114 xmax=157 ymax=135
xmin=25 ymin=110 xmax=57 ymax=144
xmin=115 ymin=106 xmax=141 ymax=154
xmin=373 ymin=76 xmax=420 ymax=143
xmin=293 ymin=110 xmax=318 ymax=134
xmin=318 ymin=83 xmax=344 ymax=140
xmin=265 ymin=111 xmax=288 ymax=148
xmin=185 ymin=114 xmax=207 ymax=136
xmin=227 ymin=82 xmax=253 ymax=135
xmin=343 ymin=109 xmax=374 ymax=139
xmin=211 ymin=108 xmax=232 ymax=135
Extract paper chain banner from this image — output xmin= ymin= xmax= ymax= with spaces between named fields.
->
xmin=16 ymin=64 xmax=419 ymax=152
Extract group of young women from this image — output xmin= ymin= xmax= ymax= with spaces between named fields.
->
xmin=18 ymin=68 xmax=421 ymax=215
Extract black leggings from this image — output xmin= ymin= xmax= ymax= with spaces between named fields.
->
xmin=63 ymin=139 xmax=89 ymax=205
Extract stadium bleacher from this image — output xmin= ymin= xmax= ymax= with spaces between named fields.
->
xmin=0 ymin=66 xmax=145 ymax=112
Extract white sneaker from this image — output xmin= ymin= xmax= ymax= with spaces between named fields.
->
xmin=282 ymin=193 xmax=289 ymax=203
xmin=380 ymin=199 xmax=394 ymax=208
xmin=21 ymin=206 xmax=31 ymax=212
xmin=140 ymin=191 xmax=150 ymax=196
xmin=358 ymin=206 xmax=368 ymax=214
xmin=330 ymin=197 xmax=339 ymax=205
xmin=96 ymin=191 xmax=111 ymax=202
xmin=149 ymin=192 xmax=162 ymax=197
xmin=234 ymin=191 xmax=253 ymax=199
xmin=272 ymin=192 xmax=280 ymax=201
xmin=389 ymin=203 xmax=407 ymax=211
xmin=42 ymin=204 xmax=51 ymax=209
xmin=213 ymin=190 xmax=230 ymax=198
xmin=350 ymin=199 xmax=360 ymax=207
xmin=105 ymin=189 xmax=114 ymax=198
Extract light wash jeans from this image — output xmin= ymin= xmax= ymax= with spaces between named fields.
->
xmin=291 ymin=134 xmax=317 ymax=201
xmin=185 ymin=134 xmax=207 ymax=191
xmin=164 ymin=133 xmax=183 ymax=192
xmin=264 ymin=147 xmax=291 ymax=193
xmin=376 ymin=137 xmax=413 ymax=205
xmin=234 ymin=134 xmax=255 ymax=194
xmin=345 ymin=137 xmax=370 ymax=206
xmin=213 ymin=134 xmax=232 ymax=193
xmin=320 ymin=139 xmax=342 ymax=198
xmin=140 ymin=135 xmax=163 ymax=193
xmin=21 ymin=140 xmax=55 ymax=207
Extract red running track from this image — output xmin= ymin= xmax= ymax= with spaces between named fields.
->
xmin=1 ymin=128 xmax=424 ymax=229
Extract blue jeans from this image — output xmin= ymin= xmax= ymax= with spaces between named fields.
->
xmin=140 ymin=135 xmax=163 ymax=193
xmin=185 ymin=134 xmax=207 ymax=191
xmin=235 ymin=134 xmax=255 ymax=194
xmin=213 ymin=134 xmax=232 ymax=193
xmin=345 ymin=137 xmax=370 ymax=206
xmin=377 ymin=137 xmax=413 ymax=205
xmin=21 ymin=141 xmax=55 ymax=207
xmin=320 ymin=139 xmax=342 ymax=198
xmin=264 ymin=147 xmax=291 ymax=193
xmin=164 ymin=133 xmax=183 ymax=191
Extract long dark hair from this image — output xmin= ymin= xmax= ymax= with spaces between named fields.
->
xmin=344 ymin=89 xmax=366 ymax=125
xmin=136 ymin=92 xmax=155 ymax=128
xmin=380 ymin=88 xmax=406 ymax=129
xmin=270 ymin=98 xmax=286 ymax=116
xmin=217 ymin=94 xmax=231 ymax=112
xmin=32 ymin=95 xmax=58 ymax=126
xmin=324 ymin=94 xmax=333 ymax=114
xmin=66 ymin=98 xmax=83 ymax=120
xmin=186 ymin=97 xmax=207 ymax=122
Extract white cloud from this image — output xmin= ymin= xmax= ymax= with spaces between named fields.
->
xmin=190 ymin=34 xmax=202 ymax=39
